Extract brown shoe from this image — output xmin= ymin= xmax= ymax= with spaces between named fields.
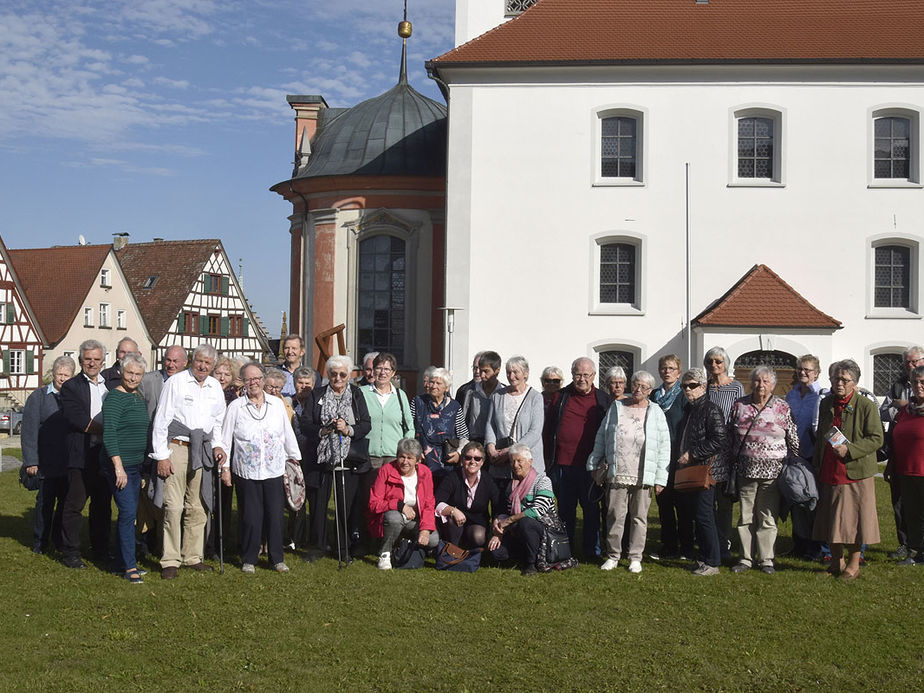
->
xmin=161 ymin=566 xmax=178 ymax=580
xmin=185 ymin=562 xmax=214 ymax=572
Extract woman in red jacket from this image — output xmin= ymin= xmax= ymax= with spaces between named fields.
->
xmin=889 ymin=365 xmax=924 ymax=566
xmin=368 ymin=437 xmax=438 ymax=569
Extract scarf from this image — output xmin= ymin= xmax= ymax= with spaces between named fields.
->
xmin=317 ymin=385 xmax=354 ymax=468
xmin=509 ymin=466 xmax=537 ymax=515
xmin=832 ymin=391 xmax=854 ymax=427
xmin=653 ymin=381 xmax=683 ymax=412
xmin=907 ymin=398 xmax=924 ymax=417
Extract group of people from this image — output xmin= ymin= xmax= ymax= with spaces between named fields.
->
xmin=19 ymin=336 xmax=922 ymax=580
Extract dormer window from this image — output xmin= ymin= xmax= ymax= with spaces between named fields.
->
xmin=142 ymin=275 xmax=158 ymax=289
xmin=100 ymin=268 xmax=111 ymax=288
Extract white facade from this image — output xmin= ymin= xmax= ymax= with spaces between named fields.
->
xmin=0 ymin=246 xmax=43 ymax=399
xmin=438 ymin=61 xmax=924 ymax=394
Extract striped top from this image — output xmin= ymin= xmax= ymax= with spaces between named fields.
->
xmin=103 ymin=389 xmax=151 ymax=467
xmin=708 ymin=380 xmax=745 ymax=422
xmin=509 ymin=472 xmax=555 ymax=521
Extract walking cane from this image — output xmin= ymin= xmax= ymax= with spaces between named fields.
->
xmin=331 ymin=433 xmax=350 ymax=570
xmin=215 ymin=463 xmax=224 ymax=575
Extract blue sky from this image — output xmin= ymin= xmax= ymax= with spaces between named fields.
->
xmin=0 ymin=0 xmax=454 ymax=338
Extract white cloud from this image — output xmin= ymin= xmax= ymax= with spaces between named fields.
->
xmin=125 ymin=54 xmax=149 ymax=65
xmin=154 ymin=76 xmax=190 ymax=89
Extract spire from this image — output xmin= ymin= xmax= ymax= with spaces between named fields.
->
xmin=398 ymin=0 xmax=412 ymax=84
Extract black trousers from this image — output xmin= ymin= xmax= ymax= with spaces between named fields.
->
xmin=60 ymin=451 xmax=111 ymax=560
xmin=306 ymin=471 xmax=332 ymax=551
xmin=890 ymin=472 xmax=908 ymax=548
xmin=235 ymin=475 xmax=284 ymax=565
xmin=489 ymin=516 xmax=544 ymax=567
xmin=656 ymin=483 xmax=695 ymax=556
xmin=34 ymin=474 xmax=68 ymax=552
xmin=332 ymin=469 xmax=362 ymax=559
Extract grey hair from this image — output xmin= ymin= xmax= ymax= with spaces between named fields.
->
xmin=120 ymin=352 xmax=147 ymax=371
xmin=241 ymin=361 xmax=266 ymax=378
xmin=832 ymin=359 xmax=861 ymax=384
xmin=293 ymin=366 xmax=315 ymax=383
xmin=116 ymin=337 xmax=138 ymax=352
xmin=604 ymin=366 xmax=626 ymax=382
xmin=362 ymin=352 xmax=379 ymax=366
xmin=543 ymin=365 xmax=565 ymax=380
xmin=508 ymin=443 xmax=533 ymax=461
xmin=506 ymin=355 xmax=529 ymax=378
xmin=396 ymin=437 xmax=423 ymax=458
xmin=472 ymin=351 xmax=486 ymax=367
xmin=703 ymin=346 xmax=732 ymax=374
xmin=326 ymin=354 xmax=354 ymax=374
xmin=430 ymin=367 xmax=452 ymax=389
xmin=903 ymin=345 xmax=924 ymax=360
xmin=631 ymin=370 xmax=657 ymax=390
xmin=911 ymin=365 xmax=924 ymax=382
xmin=51 ymin=355 xmax=76 ymax=375
xmin=570 ymin=357 xmax=595 ymax=375
xmin=681 ymin=367 xmax=708 ymax=386
xmin=750 ymin=365 xmax=777 ymax=386
xmin=265 ymin=367 xmax=287 ymax=384
xmin=192 ymin=342 xmax=218 ymax=363
xmin=423 ymin=365 xmax=437 ymax=379
xmin=79 ymin=339 xmax=105 ymax=356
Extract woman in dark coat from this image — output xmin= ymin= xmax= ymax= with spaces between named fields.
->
xmin=434 ymin=441 xmax=500 ymax=549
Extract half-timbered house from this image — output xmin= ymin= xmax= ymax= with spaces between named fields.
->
xmin=0 ymin=235 xmax=46 ymax=404
xmin=116 ymin=238 xmax=270 ymax=363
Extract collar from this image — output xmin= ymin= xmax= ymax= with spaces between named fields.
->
xmin=46 ymin=383 xmax=59 ymax=394
xmin=82 ymin=372 xmax=102 ymax=386
xmin=182 ymin=369 xmax=215 ymax=388
xmin=368 ymin=382 xmax=394 ymax=395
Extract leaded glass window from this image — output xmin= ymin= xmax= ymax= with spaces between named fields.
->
xmin=874 ymin=245 xmax=910 ymax=308
xmin=874 ymin=117 xmax=911 ymax=179
xmin=601 ymin=116 xmax=638 ymax=178
xmin=599 ymin=243 xmax=636 ymax=304
xmin=738 ymin=117 xmax=774 ymax=178
xmin=357 ymin=235 xmax=406 ymax=363
xmin=505 ymin=0 xmax=537 ymax=16
xmin=873 ymin=353 xmax=903 ymax=396
xmin=598 ymin=350 xmax=634 ymax=389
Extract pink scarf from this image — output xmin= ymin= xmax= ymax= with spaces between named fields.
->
xmin=509 ymin=467 xmax=537 ymax=515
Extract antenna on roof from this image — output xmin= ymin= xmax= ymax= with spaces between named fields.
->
xmin=78 ymin=234 xmax=87 ymax=246
xmin=398 ymin=0 xmax=411 ymax=84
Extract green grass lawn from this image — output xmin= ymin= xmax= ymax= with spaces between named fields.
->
xmin=1 ymin=467 xmax=921 ymax=692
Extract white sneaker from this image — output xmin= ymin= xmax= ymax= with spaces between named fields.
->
xmin=377 ymin=552 xmax=392 ymax=570
xmin=628 ymin=560 xmax=642 ymax=574
xmin=600 ymin=558 xmax=619 ymax=571
xmin=241 ymin=563 xmax=255 ymax=574
xmin=274 ymin=562 xmax=290 ymax=573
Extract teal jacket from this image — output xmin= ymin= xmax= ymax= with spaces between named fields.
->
xmin=813 ymin=391 xmax=883 ymax=480
xmin=361 ymin=384 xmax=413 ymax=458
xmin=587 ymin=400 xmax=670 ymax=487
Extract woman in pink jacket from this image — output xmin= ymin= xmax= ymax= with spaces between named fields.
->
xmin=368 ymin=438 xmax=438 ymax=569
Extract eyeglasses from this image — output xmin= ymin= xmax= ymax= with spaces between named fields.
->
xmin=707 ymin=358 xmax=724 ymax=365
xmin=243 ymin=377 xmax=264 ymax=384
xmin=571 ymin=374 xmax=593 ymax=380
xmin=463 ymin=455 xmax=484 ymax=461
xmin=632 ymin=384 xmax=652 ymax=392
xmin=832 ymin=377 xmax=854 ymax=384
xmin=542 ymin=378 xmax=562 ymax=384
xmin=681 ymin=382 xmax=701 ymax=390
xmin=329 ymin=372 xmax=348 ymax=380
xmin=797 ymin=368 xmax=816 ymax=373
xmin=373 ymin=366 xmax=394 ymax=374
xmin=905 ymin=358 xmax=924 ymax=366
xmin=660 ymin=365 xmax=679 ymax=372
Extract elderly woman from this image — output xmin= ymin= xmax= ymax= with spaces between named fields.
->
xmin=540 ymin=365 xmax=564 ymax=409
xmin=603 ymin=366 xmax=628 ymax=401
xmin=588 ymin=370 xmax=669 ymax=573
xmin=21 ymin=355 xmax=76 ymax=555
xmin=485 ymin=356 xmax=545 ymax=492
xmin=410 ymin=367 xmax=469 ymax=482
xmin=299 ymin=355 xmax=371 ymax=561
xmin=488 ymin=443 xmax=555 ymax=576
xmin=889 ymin=364 xmax=924 ymax=567
xmin=213 ymin=356 xmax=240 ymax=406
xmin=102 ymin=353 xmax=150 ymax=583
xmin=813 ymin=360 xmax=882 ymax=579
xmin=435 ymin=441 xmax=500 ymax=550
xmin=286 ymin=365 xmax=317 ymax=550
xmin=265 ymin=367 xmax=294 ymax=420
xmin=676 ymin=368 xmax=728 ymax=576
xmin=368 ymin=437 xmax=439 ymax=569
xmin=727 ymin=366 xmax=799 ymax=575
xmin=219 ymin=362 xmax=301 ymax=573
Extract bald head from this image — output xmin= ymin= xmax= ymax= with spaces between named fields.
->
xmin=163 ymin=345 xmax=188 ymax=377
xmin=571 ymin=357 xmax=596 ymax=394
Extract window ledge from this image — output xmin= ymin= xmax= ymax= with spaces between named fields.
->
xmin=865 ymin=311 xmax=921 ymax=320
xmin=867 ymin=181 xmax=923 ymax=189
xmin=593 ymin=179 xmax=645 ymax=188
xmin=98 ymin=325 xmax=112 ymax=330
xmin=589 ymin=307 xmax=645 ymax=317
xmin=727 ymin=180 xmax=785 ymax=188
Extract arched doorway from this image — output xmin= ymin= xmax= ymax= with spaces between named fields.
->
xmin=734 ymin=350 xmax=797 ymax=397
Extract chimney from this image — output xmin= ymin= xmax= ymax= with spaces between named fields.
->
xmin=112 ymin=232 xmax=130 ymax=250
xmin=287 ymin=95 xmax=327 ymax=172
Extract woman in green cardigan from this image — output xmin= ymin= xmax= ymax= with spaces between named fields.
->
xmin=103 ymin=352 xmax=151 ymax=584
xmin=812 ymin=359 xmax=883 ymax=580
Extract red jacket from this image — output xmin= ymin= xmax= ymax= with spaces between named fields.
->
xmin=367 ymin=460 xmax=436 ymax=538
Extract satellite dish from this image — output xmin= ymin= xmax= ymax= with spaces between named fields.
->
xmin=78 ymin=234 xmax=87 ymax=246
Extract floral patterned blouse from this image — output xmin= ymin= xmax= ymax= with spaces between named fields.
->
xmin=220 ymin=394 xmax=301 ymax=480
xmin=728 ymin=395 xmax=800 ymax=480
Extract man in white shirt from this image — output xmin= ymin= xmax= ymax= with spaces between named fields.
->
xmin=151 ymin=343 xmax=227 ymax=579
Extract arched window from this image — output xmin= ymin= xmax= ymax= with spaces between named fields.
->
xmin=873 ymin=353 xmax=903 ymax=396
xmin=874 ymin=244 xmax=911 ymax=309
xmin=730 ymin=106 xmax=784 ymax=185
xmin=733 ymin=350 xmax=797 ymax=396
xmin=598 ymin=349 xmax=635 ymax=389
xmin=870 ymin=107 xmax=920 ymax=184
xmin=599 ymin=242 xmax=636 ymax=304
xmin=357 ymin=235 xmax=406 ymax=363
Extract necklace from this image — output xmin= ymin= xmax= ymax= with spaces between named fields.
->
xmin=245 ymin=398 xmax=268 ymax=421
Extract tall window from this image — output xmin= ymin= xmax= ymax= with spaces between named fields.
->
xmin=116 ymin=309 xmax=126 ymax=329
xmin=183 ymin=312 xmax=198 ymax=335
xmin=874 ymin=116 xmax=911 ymax=179
xmin=598 ymin=349 xmax=635 ymax=389
xmin=229 ymin=315 xmax=243 ymax=337
xmin=9 ymin=349 xmax=24 ymax=375
xmin=83 ymin=307 xmax=93 ymax=327
xmin=0 ymin=303 xmax=7 ymax=324
xmin=99 ymin=303 xmax=110 ymax=328
xmin=357 ymin=235 xmax=406 ymax=363
xmin=601 ymin=116 xmax=638 ymax=179
xmin=100 ymin=268 xmax=111 ymax=287
xmin=738 ymin=117 xmax=774 ymax=178
xmin=207 ymin=314 xmax=221 ymax=335
xmin=599 ymin=243 xmax=636 ymax=304
xmin=874 ymin=245 xmax=911 ymax=308
xmin=873 ymin=353 xmax=903 ymax=396
xmin=205 ymin=274 xmax=223 ymax=294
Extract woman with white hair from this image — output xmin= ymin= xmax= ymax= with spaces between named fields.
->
xmin=588 ymin=370 xmax=670 ymax=573
xmin=299 ymin=354 xmax=371 ymax=561
xmin=410 ymin=366 xmax=468 ymax=484
xmin=728 ymin=365 xmax=800 ymax=575
xmin=603 ymin=366 xmax=628 ymax=401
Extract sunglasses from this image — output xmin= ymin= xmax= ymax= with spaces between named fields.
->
xmin=682 ymin=382 xmax=702 ymax=390
xmin=463 ymin=454 xmax=484 ymax=461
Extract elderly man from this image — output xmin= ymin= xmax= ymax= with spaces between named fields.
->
xmin=355 ymin=351 xmax=379 ymax=386
xmin=151 ymin=343 xmax=227 ymax=579
xmin=100 ymin=337 xmax=139 ymax=390
xmin=58 ymin=339 xmax=113 ymax=568
xmin=544 ymin=356 xmax=612 ymax=559
xmin=455 ymin=351 xmax=485 ymax=405
xmin=140 ymin=345 xmax=188 ymax=416
xmin=279 ymin=334 xmax=313 ymax=398
xmin=880 ymin=345 xmax=924 ymax=560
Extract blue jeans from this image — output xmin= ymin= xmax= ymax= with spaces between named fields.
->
xmin=549 ymin=464 xmax=600 ymax=558
xmin=686 ymin=485 xmax=720 ymax=567
xmin=108 ymin=465 xmax=142 ymax=571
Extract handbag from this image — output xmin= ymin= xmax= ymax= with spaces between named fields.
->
xmin=535 ymin=511 xmax=578 ymax=572
xmin=19 ymin=465 xmax=41 ymax=492
xmin=391 ymin=537 xmax=426 ymax=569
xmin=283 ymin=459 xmax=306 ymax=511
xmin=494 ymin=388 xmax=532 ymax=450
xmin=442 ymin=438 xmax=461 ymax=460
xmin=674 ymin=460 xmax=714 ymax=493
xmin=723 ymin=397 xmax=771 ymax=501
xmin=435 ymin=541 xmax=482 ymax=572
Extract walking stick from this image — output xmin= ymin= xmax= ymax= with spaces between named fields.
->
xmin=331 ymin=433 xmax=351 ymax=571
xmin=215 ymin=463 xmax=224 ymax=575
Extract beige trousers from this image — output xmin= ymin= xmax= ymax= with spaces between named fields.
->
xmin=604 ymin=485 xmax=652 ymax=561
xmin=161 ymin=442 xmax=206 ymax=568
xmin=736 ymin=476 xmax=780 ymax=567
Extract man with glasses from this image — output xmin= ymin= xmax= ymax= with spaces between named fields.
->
xmin=543 ymin=356 xmax=611 ymax=560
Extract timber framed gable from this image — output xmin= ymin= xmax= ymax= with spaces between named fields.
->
xmin=0 ymin=236 xmax=46 ymax=397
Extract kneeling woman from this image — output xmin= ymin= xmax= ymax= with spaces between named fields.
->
xmin=368 ymin=438 xmax=439 ymax=569
xmin=435 ymin=441 xmax=500 ymax=550
xmin=487 ymin=444 xmax=555 ymax=576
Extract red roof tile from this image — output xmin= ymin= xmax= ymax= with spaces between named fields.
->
xmin=432 ymin=0 xmax=924 ymax=66
xmin=8 ymin=245 xmax=111 ymax=345
xmin=694 ymin=264 xmax=841 ymax=329
xmin=116 ymin=240 xmax=221 ymax=344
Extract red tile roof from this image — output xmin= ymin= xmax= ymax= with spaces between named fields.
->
xmin=116 ymin=239 xmax=221 ymax=344
xmin=8 ymin=245 xmax=111 ymax=346
xmin=432 ymin=0 xmax=924 ymax=66
xmin=694 ymin=264 xmax=841 ymax=329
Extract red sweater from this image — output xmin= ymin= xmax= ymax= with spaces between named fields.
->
xmin=367 ymin=460 xmax=436 ymax=537
xmin=891 ymin=409 xmax=924 ymax=477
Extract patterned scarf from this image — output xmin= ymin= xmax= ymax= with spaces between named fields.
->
xmin=653 ymin=381 xmax=683 ymax=412
xmin=317 ymin=385 xmax=354 ymax=468
xmin=509 ymin=467 xmax=537 ymax=515
xmin=907 ymin=398 xmax=924 ymax=417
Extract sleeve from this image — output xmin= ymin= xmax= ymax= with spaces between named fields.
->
xmin=688 ymin=404 xmax=727 ymax=462
xmin=409 ymin=396 xmax=418 ymax=421
xmin=59 ymin=378 xmax=90 ymax=434
xmin=210 ymin=386 xmax=227 ymax=444
xmin=150 ymin=377 xmax=177 ymax=460
xmin=522 ymin=475 xmax=555 ymax=520
xmin=299 ymin=390 xmax=322 ymax=440
xmin=350 ymin=386 xmax=372 ymax=441
xmin=102 ymin=395 xmax=123 ymax=461
xmin=434 ymin=472 xmax=454 ymax=513
xmin=21 ymin=389 xmax=42 ymax=468
xmin=218 ymin=400 xmax=239 ymax=464
xmin=453 ymin=403 xmax=469 ymax=440
xmin=368 ymin=464 xmax=397 ymax=517
xmin=586 ymin=405 xmax=612 ymax=471
xmin=484 ymin=395 xmax=498 ymax=446
xmin=515 ymin=391 xmax=544 ymax=449
xmin=652 ymin=406 xmax=670 ymax=487
xmin=281 ymin=401 xmax=301 ymax=460
xmin=845 ymin=399 xmax=885 ymax=461
xmin=418 ymin=468 xmax=437 ymax=532
xmin=782 ymin=403 xmax=801 ymax=459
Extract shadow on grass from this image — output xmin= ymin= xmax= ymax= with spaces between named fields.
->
xmin=0 ymin=506 xmax=36 ymax=551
